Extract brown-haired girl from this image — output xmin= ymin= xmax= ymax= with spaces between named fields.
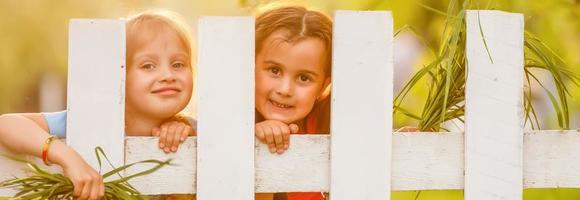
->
xmin=254 ymin=5 xmax=332 ymax=200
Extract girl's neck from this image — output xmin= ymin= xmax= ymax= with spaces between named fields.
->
xmin=125 ymin=112 xmax=165 ymax=136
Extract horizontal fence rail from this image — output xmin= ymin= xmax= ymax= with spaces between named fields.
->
xmin=2 ymin=131 xmax=580 ymax=196
xmin=0 ymin=9 xmax=576 ymax=200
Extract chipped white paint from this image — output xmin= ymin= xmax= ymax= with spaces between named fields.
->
xmin=465 ymin=10 xmax=524 ymax=200
xmin=66 ymin=19 xmax=126 ymax=169
xmin=196 ymin=17 xmax=255 ymax=200
xmin=331 ymin=10 xmax=393 ymax=200
xmin=4 ymin=132 xmax=580 ymax=196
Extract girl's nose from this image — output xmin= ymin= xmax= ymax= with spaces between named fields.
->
xmin=159 ymin=65 xmax=177 ymax=83
xmin=275 ymin=78 xmax=293 ymax=97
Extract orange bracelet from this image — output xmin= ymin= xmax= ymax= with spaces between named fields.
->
xmin=42 ymin=135 xmax=55 ymax=166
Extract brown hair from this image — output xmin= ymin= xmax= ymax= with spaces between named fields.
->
xmin=255 ymin=6 xmax=332 ymax=77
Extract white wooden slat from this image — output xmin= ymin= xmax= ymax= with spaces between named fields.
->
xmin=4 ymin=131 xmax=580 ymax=196
xmin=66 ymin=19 xmax=126 ymax=169
xmin=465 ymin=10 xmax=524 ymax=200
xmin=196 ymin=17 xmax=255 ymax=200
xmin=331 ymin=11 xmax=393 ymax=200
xmin=124 ymin=137 xmax=196 ymax=195
xmin=523 ymin=130 xmax=580 ymax=188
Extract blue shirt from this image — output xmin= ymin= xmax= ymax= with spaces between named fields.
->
xmin=42 ymin=111 xmax=67 ymax=138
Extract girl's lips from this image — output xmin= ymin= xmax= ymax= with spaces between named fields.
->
xmin=152 ymin=87 xmax=181 ymax=96
xmin=269 ymin=99 xmax=293 ymax=109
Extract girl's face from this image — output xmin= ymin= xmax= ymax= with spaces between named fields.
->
xmin=125 ymin=24 xmax=193 ymax=121
xmin=256 ymin=30 xmax=330 ymax=124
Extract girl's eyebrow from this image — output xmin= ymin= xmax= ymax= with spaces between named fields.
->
xmin=264 ymin=60 xmax=320 ymax=77
xmin=298 ymin=70 xmax=319 ymax=78
xmin=134 ymin=53 xmax=158 ymax=61
xmin=264 ymin=60 xmax=283 ymax=66
xmin=171 ymin=53 xmax=188 ymax=61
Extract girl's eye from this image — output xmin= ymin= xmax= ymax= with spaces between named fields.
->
xmin=298 ymin=74 xmax=312 ymax=83
xmin=172 ymin=62 xmax=186 ymax=69
xmin=269 ymin=67 xmax=281 ymax=76
xmin=141 ymin=63 xmax=155 ymax=70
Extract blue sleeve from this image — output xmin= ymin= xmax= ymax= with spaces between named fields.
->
xmin=42 ymin=111 xmax=67 ymax=138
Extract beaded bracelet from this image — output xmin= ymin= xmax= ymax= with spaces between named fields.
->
xmin=42 ymin=135 xmax=55 ymax=166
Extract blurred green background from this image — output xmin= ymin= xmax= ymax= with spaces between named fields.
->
xmin=0 ymin=0 xmax=578 ymax=199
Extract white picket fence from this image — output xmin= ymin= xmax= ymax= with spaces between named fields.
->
xmin=1 ymin=10 xmax=580 ymax=200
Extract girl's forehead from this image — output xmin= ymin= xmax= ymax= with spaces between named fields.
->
xmin=127 ymin=24 xmax=187 ymax=56
xmin=262 ymin=38 xmax=328 ymax=74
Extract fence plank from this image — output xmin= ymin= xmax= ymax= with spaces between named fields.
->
xmin=66 ymin=19 xmax=126 ymax=169
xmin=331 ymin=10 xmax=393 ymax=200
xmin=196 ymin=17 xmax=255 ymax=200
xmin=465 ymin=10 xmax=524 ymax=200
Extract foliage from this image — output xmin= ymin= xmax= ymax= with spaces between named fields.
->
xmin=393 ymin=0 xmax=580 ymax=131
xmin=0 ymin=147 xmax=171 ymax=200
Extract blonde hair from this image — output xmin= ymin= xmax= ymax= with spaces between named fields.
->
xmin=255 ymin=6 xmax=333 ymax=77
xmin=125 ymin=10 xmax=194 ymax=68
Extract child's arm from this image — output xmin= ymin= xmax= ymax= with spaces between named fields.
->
xmin=255 ymin=120 xmax=299 ymax=154
xmin=0 ymin=113 xmax=105 ymax=200
xmin=152 ymin=120 xmax=195 ymax=153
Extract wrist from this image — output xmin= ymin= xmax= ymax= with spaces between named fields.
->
xmin=48 ymin=141 xmax=82 ymax=168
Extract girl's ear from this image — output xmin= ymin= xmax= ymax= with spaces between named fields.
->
xmin=317 ymin=78 xmax=331 ymax=101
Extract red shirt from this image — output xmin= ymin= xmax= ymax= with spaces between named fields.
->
xmin=285 ymin=97 xmax=330 ymax=200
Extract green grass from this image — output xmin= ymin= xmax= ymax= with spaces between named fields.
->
xmin=0 ymin=147 xmax=170 ymax=200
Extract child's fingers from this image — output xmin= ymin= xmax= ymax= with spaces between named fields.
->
xmin=272 ymin=125 xmax=285 ymax=154
xmin=180 ymin=126 xmax=191 ymax=143
xmin=79 ymin=179 xmax=92 ymax=200
xmin=88 ymin=177 xmax=102 ymax=200
xmin=282 ymin=126 xmax=291 ymax=150
xmin=170 ymin=125 xmax=185 ymax=152
xmin=255 ymin=125 xmax=266 ymax=142
xmin=151 ymin=127 xmax=160 ymax=136
xmin=289 ymin=124 xmax=299 ymax=134
xmin=264 ymin=126 xmax=276 ymax=153
xmin=159 ymin=124 xmax=168 ymax=149
xmin=72 ymin=179 xmax=84 ymax=198
xmin=280 ymin=125 xmax=291 ymax=150
xmin=97 ymin=179 xmax=105 ymax=200
xmin=164 ymin=123 xmax=178 ymax=153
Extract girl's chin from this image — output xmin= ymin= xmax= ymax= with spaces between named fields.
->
xmin=149 ymin=108 xmax=182 ymax=118
xmin=263 ymin=114 xmax=297 ymax=124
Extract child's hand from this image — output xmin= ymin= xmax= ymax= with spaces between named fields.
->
xmin=60 ymin=151 xmax=105 ymax=200
xmin=255 ymin=120 xmax=299 ymax=154
xmin=152 ymin=121 xmax=194 ymax=153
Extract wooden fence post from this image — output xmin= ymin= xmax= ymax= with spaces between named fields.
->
xmin=196 ymin=17 xmax=255 ymax=200
xmin=465 ymin=10 xmax=524 ymax=200
xmin=66 ymin=19 xmax=126 ymax=170
xmin=331 ymin=11 xmax=393 ymax=200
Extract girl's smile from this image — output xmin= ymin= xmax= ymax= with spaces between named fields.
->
xmin=269 ymin=99 xmax=294 ymax=109
xmin=151 ymin=86 xmax=182 ymax=96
